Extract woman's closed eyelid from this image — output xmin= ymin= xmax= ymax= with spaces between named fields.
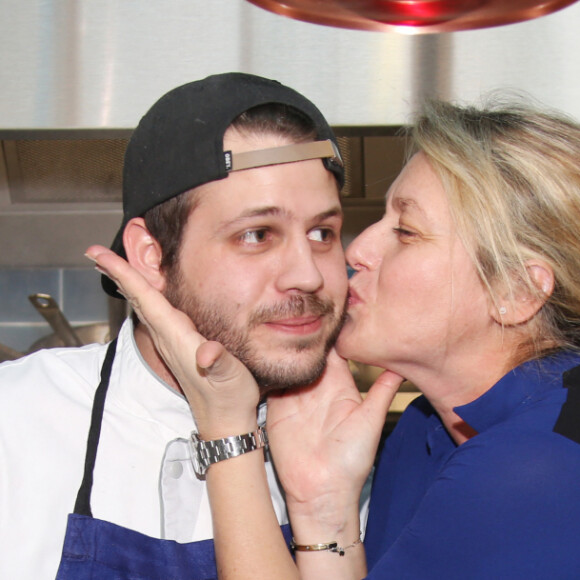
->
xmin=393 ymin=225 xmax=420 ymax=243
xmin=393 ymin=226 xmax=415 ymax=235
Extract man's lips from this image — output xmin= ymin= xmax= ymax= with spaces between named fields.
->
xmin=263 ymin=315 xmax=323 ymax=335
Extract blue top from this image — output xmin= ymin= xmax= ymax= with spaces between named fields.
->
xmin=364 ymin=352 xmax=580 ymax=579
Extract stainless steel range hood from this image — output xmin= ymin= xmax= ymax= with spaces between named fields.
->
xmin=1 ymin=0 xmax=580 ymax=266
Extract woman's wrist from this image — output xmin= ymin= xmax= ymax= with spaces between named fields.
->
xmin=290 ymin=531 xmax=362 ymax=556
xmin=288 ymin=497 xmax=362 ymax=547
xmin=192 ymin=409 xmax=259 ymax=441
xmin=290 ymin=512 xmax=366 ymax=579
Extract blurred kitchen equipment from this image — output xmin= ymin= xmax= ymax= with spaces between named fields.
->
xmin=26 ymin=293 xmax=125 ymax=352
xmin=247 ymin=0 xmax=579 ymax=32
xmin=27 ymin=322 xmax=111 ymax=351
xmin=0 ymin=293 xmax=127 ymax=360
xmin=28 ymin=293 xmax=83 ymax=347
xmin=0 ymin=342 xmax=24 ymax=363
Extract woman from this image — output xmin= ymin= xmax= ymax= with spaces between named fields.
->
xmin=89 ymin=97 xmax=580 ymax=578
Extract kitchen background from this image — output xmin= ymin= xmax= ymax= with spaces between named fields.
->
xmin=1 ymin=0 xmax=579 ymax=381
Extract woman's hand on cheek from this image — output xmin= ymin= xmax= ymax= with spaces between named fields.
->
xmin=266 ymin=349 xmax=403 ymax=525
xmin=85 ymin=245 xmax=260 ymax=438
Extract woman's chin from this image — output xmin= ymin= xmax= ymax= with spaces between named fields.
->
xmin=336 ymin=331 xmax=365 ymax=363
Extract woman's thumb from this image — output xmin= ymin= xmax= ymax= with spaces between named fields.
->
xmin=361 ymin=370 xmax=404 ymax=430
xmin=195 ymin=341 xmax=246 ymax=384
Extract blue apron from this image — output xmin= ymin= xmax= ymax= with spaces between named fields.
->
xmin=56 ymin=339 xmax=292 ymax=579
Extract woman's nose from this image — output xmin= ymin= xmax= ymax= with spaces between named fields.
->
xmin=346 ymin=221 xmax=383 ymax=272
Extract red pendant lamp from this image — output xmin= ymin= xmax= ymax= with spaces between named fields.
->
xmin=246 ymin=0 xmax=579 ymax=33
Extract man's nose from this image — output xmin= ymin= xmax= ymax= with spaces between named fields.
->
xmin=275 ymin=241 xmax=324 ymax=294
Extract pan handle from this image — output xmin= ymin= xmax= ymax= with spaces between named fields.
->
xmin=0 ymin=342 xmax=24 ymax=362
xmin=28 ymin=293 xmax=84 ymax=347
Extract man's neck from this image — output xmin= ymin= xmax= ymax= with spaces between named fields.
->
xmin=133 ymin=322 xmax=183 ymax=394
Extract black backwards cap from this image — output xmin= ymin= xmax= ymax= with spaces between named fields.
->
xmin=103 ymin=72 xmax=344 ymax=298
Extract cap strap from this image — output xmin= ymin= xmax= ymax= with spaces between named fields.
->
xmin=226 ymin=139 xmax=343 ymax=172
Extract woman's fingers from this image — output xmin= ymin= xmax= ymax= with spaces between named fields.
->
xmin=86 ymin=245 xmax=261 ymax=436
xmin=196 ymin=340 xmax=256 ymax=390
xmin=266 ymin=353 xmax=404 ymax=505
xmin=196 ymin=341 xmax=228 ymax=371
xmin=85 ymin=245 xmax=197 ymax=341
xmin=360 ymin=370 xmax=404 ymax=435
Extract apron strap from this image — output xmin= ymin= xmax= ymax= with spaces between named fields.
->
xmin=73 ymin=338 xmax=118 ymax=517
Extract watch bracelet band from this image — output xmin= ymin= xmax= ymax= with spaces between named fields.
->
xmin=191 ymin=426 xmax=268 ymax=474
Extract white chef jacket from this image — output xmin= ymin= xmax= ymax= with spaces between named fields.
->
xmin=0 ymin=319 xmax=288 ymax=580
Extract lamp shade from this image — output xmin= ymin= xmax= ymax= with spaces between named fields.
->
xmin=247 ymin=0 xmax=579 ymax=32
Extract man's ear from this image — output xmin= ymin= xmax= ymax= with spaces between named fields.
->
xmin=491 ymin=259 xmax=554 ymax=325
xmin=122 ymin=217 xmax=166 ymax=292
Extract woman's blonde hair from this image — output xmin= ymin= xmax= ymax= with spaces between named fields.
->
xmin=409 ymin=97 xmax=580 ymax=362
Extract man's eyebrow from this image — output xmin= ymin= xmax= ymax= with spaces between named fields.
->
xmin=217 ymin=206 xmax=284 ymax=232
xmin=313 ymin=207 xmax=344 ymax=222
xmin=217 ymin=205 xmax=343 ymax=233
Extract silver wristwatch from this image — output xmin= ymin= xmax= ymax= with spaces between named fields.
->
xmin=190 ymin=427 xmax=268 ymax=477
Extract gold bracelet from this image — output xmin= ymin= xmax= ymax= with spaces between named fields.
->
xmin=290 ymin=533 xmax=362 ymax=557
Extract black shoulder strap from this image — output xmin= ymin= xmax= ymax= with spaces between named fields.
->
xmin=553 ymin=364 xmax=580 ymax=444
xmin=73 ymin=338 xmax=118 ymax=516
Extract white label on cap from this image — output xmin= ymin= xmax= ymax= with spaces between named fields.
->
xmin=224 ymin=150 xmax=233 ymax=171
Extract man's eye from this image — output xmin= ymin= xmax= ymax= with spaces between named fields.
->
xmin=240 ymin=229 xmax=268 ymax=244
xmin=308 ymin=228 xmax=334 ymax=243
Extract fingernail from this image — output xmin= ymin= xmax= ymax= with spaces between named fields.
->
xmin=93 ymin=265 xmax=108 ymax=276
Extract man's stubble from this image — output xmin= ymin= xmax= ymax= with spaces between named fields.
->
xmin=164 ymin=269 xmax=346 ymax=394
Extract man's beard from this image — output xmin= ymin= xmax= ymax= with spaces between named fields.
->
xmin=164 ymin=274 xmax=346 ymax=394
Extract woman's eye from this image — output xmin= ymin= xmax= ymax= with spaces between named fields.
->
xmin=393 ymin=226 xmax=416 ymax=240
xmin=308 ymin=228 xmax=334 ymax=243
xmin=240 ymin=229 xmax=269 ymax=244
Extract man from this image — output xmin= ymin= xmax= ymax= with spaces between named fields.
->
xmin=0 ymin=73 xmax=348 ymax=579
